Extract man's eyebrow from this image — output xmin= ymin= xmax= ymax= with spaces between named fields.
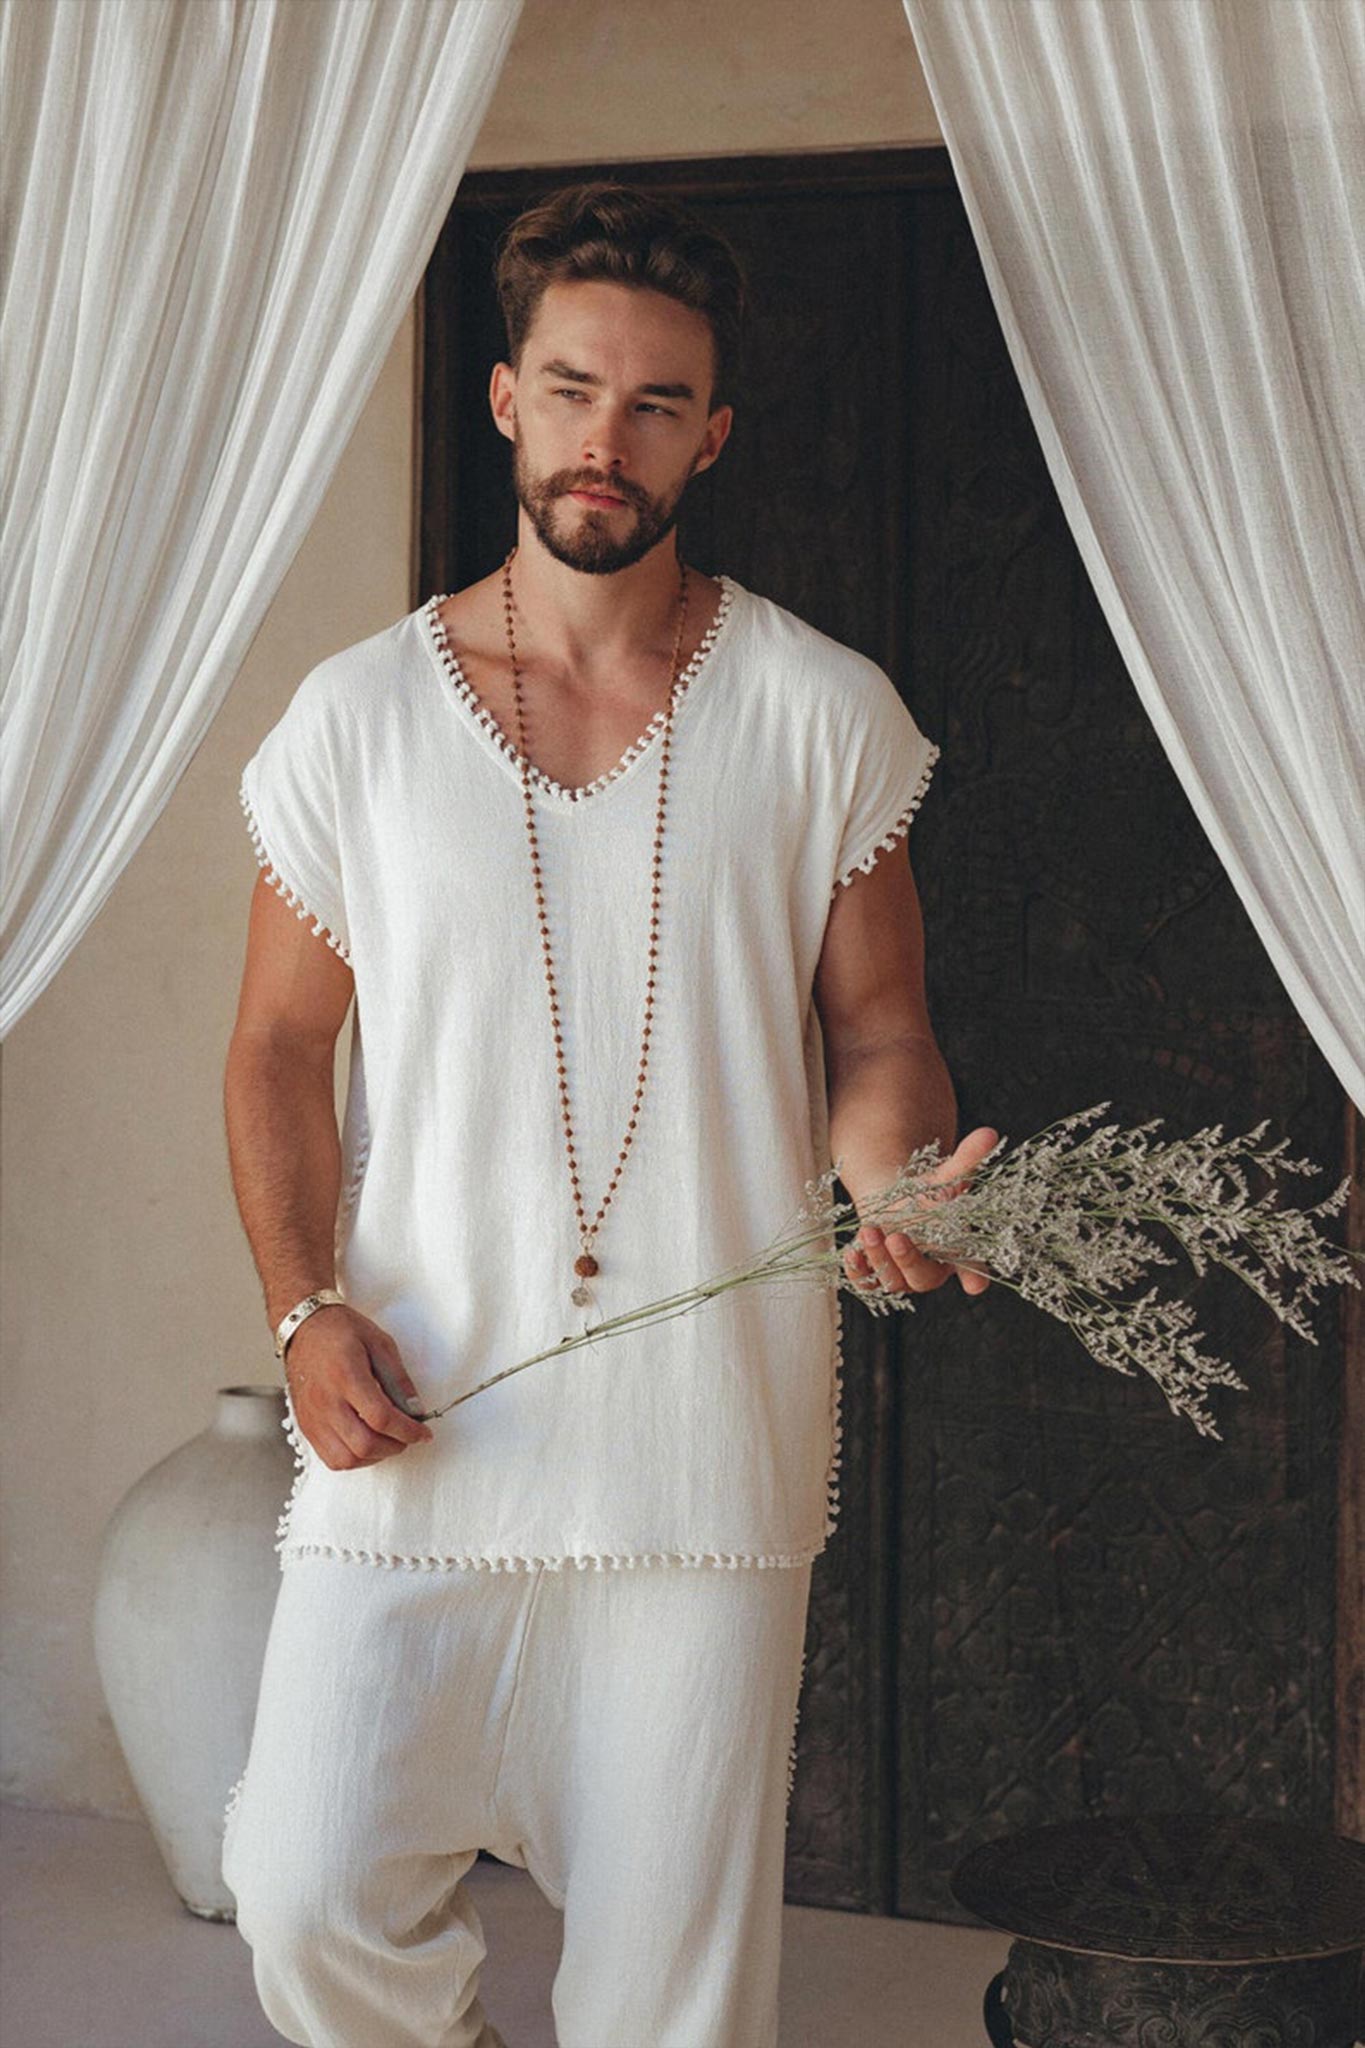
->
xmin=537 ymin=358 xmax=695 ymax=402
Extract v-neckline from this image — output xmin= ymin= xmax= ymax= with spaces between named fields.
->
xmin=418 ymin=575 xmax=741 ymax=807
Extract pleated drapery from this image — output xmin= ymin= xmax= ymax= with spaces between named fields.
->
xmin=901 ymin=0 xmax=1365 ymax=1110
xmin=0 ymin=0 xmax=523 ymax=1036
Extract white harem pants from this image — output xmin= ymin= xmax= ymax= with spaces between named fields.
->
xmin=220 ymin=1550 xmax=813 ymax=2048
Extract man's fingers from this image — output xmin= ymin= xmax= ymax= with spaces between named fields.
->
xmin=844 ymin=1244 xmax=882 ymax=1290
xmin=286 ymin=1311 xmax=434 ymax=1465
xmin=365 ymin=1389 xmax=433 ymax=1445
xmin=310 ymin=1418 xmax=359 ymax=1469
xmin=332 ymin=1407 xmax=391 ymax=1463
xmin=920 ymin=1124 xmax=1001 ymax=1199
xmin=876 ymin=1230 xmax=933 ymax=1289
xmin=852 ymin=1226 xmax=948 ymax=1294
xmin=848 ymin=1218 xmax=994 ymax=1302
xmin=364 ymin=1351 xmax=433 ymax=1441
xmin=339 ymin=1373 xmax=430 ymax=1447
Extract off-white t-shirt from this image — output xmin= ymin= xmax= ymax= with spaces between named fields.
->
xmin=239 ymin=573 xmax=939 ymax=1573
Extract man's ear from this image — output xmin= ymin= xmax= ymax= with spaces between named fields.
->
xmin=489 ymin=361 xmax=517 ymax=443
xmin=692 ymin=403 xmax=733 ymax=478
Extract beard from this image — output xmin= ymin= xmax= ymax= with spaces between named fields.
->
xmin=510 ymin=422 xmax=700 ymax=576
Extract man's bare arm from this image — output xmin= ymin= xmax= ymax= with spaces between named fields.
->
xmin=814 ymin=844 xmax=995 ymax=1298
xmin=224 ymin=872 xmax=432 ymax=1465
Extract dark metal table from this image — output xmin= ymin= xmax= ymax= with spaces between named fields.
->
xmin=951 ymin=1812 xmax=1365 ymax=2047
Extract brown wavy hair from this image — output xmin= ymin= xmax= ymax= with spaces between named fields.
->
xmin=493 ymin=181 xmax=748 ymax=414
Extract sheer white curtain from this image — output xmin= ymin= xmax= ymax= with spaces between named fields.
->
xmin=901 ymin=0 xmax=1365 ymax=1111
xmin=0 ymin=0 xmax=522 ymax=1036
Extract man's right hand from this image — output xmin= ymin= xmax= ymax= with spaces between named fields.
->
xmin=284 ymin=1304 xmax=434 ymax=1469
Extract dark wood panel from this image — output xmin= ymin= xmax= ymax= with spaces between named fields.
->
xmin=891 ymin=184 xmax=1346 ymax=1920
xmin=418 ymin=149 xmax=1356 ymax=1924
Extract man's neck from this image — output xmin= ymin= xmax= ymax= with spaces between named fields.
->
xmin=507 ymin=526 xmax=690 ymax=671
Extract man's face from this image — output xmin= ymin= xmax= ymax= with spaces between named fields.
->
xmin=491 ymin=279 xmax=733 ymax=577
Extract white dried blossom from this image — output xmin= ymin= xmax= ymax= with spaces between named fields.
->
xmin=812 ymin=1101 xmax=1359 ymax=1437
xmin=424 ymin=1101 xmax=1361 ymax=1442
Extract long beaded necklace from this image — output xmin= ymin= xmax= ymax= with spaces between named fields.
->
xmin=499 ymin=543 xmax=691 ymax=1316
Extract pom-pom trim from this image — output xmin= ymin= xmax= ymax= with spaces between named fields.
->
xmin=274 ymin=1384 xmax=315 ymax=1556
xmin=276 ymin=1539 xmax=824 ymax=1571
xmin=830 ymin=742 xmax=941 ymax=901
xmin=239 ymin=777 xmax=352 ymax=962
xmin=786 ymin=1639 xmax=808 ymax=1814
xmin=221 ymin=1766 xmax=248 ymax=1837
xmin=422 ymin=578 xmax=737 ymax=804
xmin=825 ymin=1290 xmax=845 ymax=1541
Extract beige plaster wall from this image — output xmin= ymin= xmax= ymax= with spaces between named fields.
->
xmin=0 ymin=0 xmax=939 ymax=1815
xmin=468 ymin=0 xmax=941 ymax=167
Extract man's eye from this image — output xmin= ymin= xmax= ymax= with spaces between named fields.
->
xmin=551 ymin=389 xmax=674 ymax=417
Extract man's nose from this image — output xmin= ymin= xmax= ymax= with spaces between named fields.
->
xmin=579 ymin=413 xmax=633 ymax=474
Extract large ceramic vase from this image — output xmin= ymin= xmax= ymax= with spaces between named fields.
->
xmin=93 ymin=1383 xmax=294 ymax=1921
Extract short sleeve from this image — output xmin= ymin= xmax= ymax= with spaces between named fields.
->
xmin=239 ymin=664 xmax=352 ymax=962
xmin=831 ymin=665 xmax=941 ymax=897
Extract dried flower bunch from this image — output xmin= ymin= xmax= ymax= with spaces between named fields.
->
xmin=420 ymin=1103 xmax=1361 ymax=1440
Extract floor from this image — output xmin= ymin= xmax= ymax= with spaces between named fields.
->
xmin=1 ymin=1802 xmax=1012 ymax=2047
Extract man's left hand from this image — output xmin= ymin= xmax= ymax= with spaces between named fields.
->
xmin=843 ymin=1125 xmax=998 ymax=1298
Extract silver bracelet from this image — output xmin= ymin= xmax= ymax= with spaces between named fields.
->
xmin=273 ymin=1287 xmax=347 ymax=1362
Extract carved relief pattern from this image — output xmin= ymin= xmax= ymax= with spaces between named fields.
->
xmin=886 ymin=189 xmax=1343 ymax=1921
xmin=1002 ymin=1945 xmax=1364 ymax=2048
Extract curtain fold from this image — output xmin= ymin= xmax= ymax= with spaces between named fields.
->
xmin=901 ymin=0 xmax=1365 ymax=1111
xmin=0 ymin=0 xmax=523 ymax=1036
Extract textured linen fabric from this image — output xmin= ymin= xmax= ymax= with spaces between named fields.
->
xmin=221 ymin=1551 xmax=813 ymax=2047
xmin=1 ymin=0 xmax=524 ymax=1036
xmin=901 ymin=0 xmax=1365 ymax=1111
xmin=238 ymin=573 xmax=939 ymax=1572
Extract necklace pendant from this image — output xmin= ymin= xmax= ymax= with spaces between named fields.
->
xmin=571 ymin=1281 xmax=592 ymax=1307
xmin=573 ymin=1252 xmax=599 ymax=1278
